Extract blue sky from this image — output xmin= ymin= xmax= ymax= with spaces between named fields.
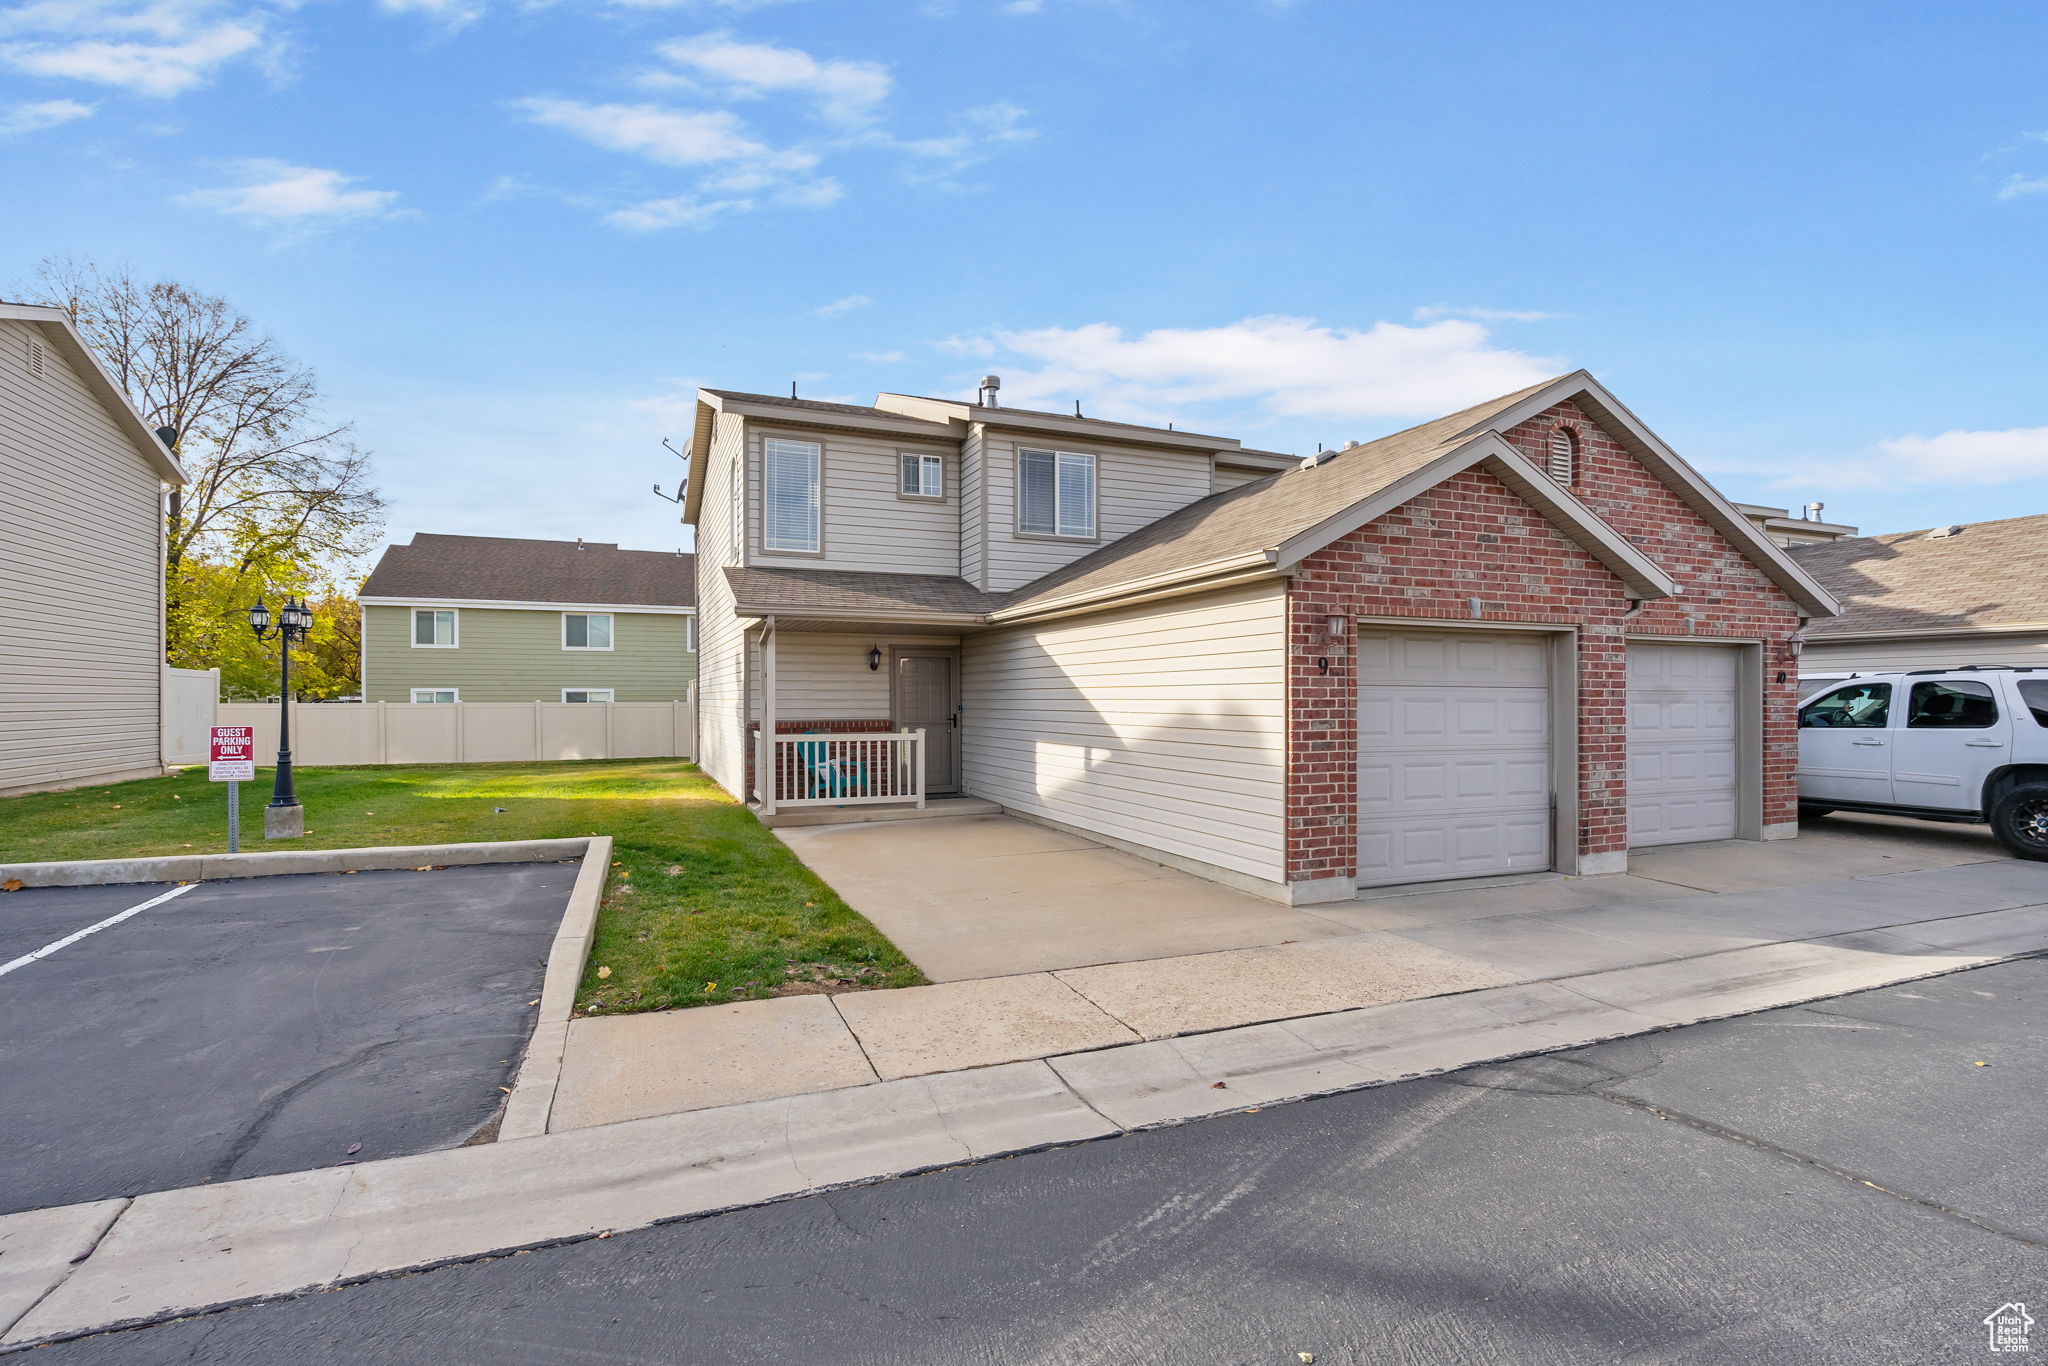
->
xmin=6 ymin=0 xmax=2048 ymax=559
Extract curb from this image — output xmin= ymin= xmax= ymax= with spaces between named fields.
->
xmin=499 ymin=837 xmax=612 ymax=1142
xmin=0 ymin=840 xmax=598 ymax=889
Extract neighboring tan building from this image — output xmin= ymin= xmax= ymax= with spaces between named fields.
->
xmin=1791 ymin=513 xmax=2048 ymax=676
xmin=1733 ymin=501 xmax=1859 ymax=548
xmin=358 ymin=534 xmax=695 ymax=704
xmin=680 ymin=371 xmax=1839 ymax=905
xmin=0 ymin=301 xmax=187 ymax=798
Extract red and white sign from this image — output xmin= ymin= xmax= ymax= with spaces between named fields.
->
xmin=209 ymin=726 xmax=256 ymax=782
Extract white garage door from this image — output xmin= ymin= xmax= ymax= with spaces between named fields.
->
xmin=1627 ymin=642 xmax=1739 ymax=847
xmin=1356 ymin=629 xmax=1552 ymax=887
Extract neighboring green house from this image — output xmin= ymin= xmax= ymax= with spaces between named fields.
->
xmin=359 ymin=533 xmax=695 ymax=703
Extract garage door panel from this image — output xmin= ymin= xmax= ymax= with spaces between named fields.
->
xmin=1627 ymin=642 xmax=1740 ymax=848
xmin=1357 ymin=628 xmax=1553 ymax=887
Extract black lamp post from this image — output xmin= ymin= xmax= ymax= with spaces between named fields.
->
xmin=248 ymin=595 xmax=314 ymax=838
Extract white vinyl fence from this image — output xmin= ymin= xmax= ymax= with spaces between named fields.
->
xmin=212 ymin=696 xmax=695 ymax=767
xmin=162 ymin=667 xmax=220 ymax=765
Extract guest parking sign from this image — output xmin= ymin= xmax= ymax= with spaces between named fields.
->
xmin=209 ymin=727 xmax=255 ymax=782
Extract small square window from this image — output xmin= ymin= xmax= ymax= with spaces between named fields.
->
xmin=411 ymin=688 xmax=459 ymax=704
xmin=562 ymin=688 xmax=615 ymax=703
xmin=564 ymin=612 xmax=613 ymax=650
xmin=900 ymin=453 xmax=944 ymax=498
xmin=412 ymin=608 xmax=457 ymax=647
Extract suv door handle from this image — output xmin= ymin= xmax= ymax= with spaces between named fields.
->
xmin=1851 ymin=738 xmax=1885 ymax=746
xmin=1965 ymin=739 xmax=2004 ymax=747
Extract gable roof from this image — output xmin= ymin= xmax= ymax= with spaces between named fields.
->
xmin=0 ymin=301 xmax=185 ymax=484
xmin=1790 ymin=514 xmax=2048 ymax=637
xmin=361 ymin=534 xmax=695 ymax=608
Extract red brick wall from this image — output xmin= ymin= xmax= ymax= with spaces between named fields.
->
xmin=1284 ymin=400 xmax=1805 ymax=885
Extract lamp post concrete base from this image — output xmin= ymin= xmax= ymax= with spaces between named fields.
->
xmin=263 ymin=805 xmax=305 ymax=840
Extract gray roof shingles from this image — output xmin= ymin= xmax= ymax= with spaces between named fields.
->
xmin=362 ymin=534 xmax=696 ymax=608
xmin=1790 ymin=513 xmax=2048 ymax=636
xmin=724 ymin=567 xmax=1003 ymax=616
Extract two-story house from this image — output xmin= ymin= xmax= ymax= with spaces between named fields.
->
xmin=681 ymin=373 xmax=1840 ymax=907
xmin=359 ymin=533 xmax=695 ymax=704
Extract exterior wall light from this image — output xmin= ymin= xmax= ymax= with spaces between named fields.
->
xmin=1326 ymin=613 xmax=1349 ymax=639
xmin=868 ymin=646 xmax=882 ymax=671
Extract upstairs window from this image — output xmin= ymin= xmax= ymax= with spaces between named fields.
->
xmin=900 ymin=452 xmax=944 ymax=498
xmin=563 ymin=612 xmax=613 ymax=650
xmin=412 ymin=608 xmax=457 ymax=647
xmin=1547 ymin=427 xmax=1580 ymax=485
xmin=1018 ymin=448 xmax=1096 ymax=538
xmin=762 ymin=438 xmax=822 ymax=553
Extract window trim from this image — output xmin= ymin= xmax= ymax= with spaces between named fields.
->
xmin=760 ymin=434 xmax=824 ymax=556
xmin=562 ymin=611 xmax=615 ymax=652
xmin=898 ymin=451 xmax=946 ymax=501
xmin=410 ymin=687 xmax=460 ymax=704
xmin=1015 ymin=446 xmax=1100 ymax=541
xmin=561 ymin=688 xmax=616 ymax=703
xmin=411 ymin=607 xmax=459 ymax=649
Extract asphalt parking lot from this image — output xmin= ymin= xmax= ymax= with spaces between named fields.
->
xmin=0 ymin=861 xmax=578 ymax=1215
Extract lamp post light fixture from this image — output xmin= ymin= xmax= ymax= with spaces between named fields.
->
xmin=248 ymin=595 xmax=314 ymax=839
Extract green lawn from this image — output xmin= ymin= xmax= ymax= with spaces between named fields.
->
xmin=0 ymin=761 xmax=926 ymax=1014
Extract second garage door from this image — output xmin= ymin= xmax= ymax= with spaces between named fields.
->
xmin=1626 ymin=642 xmax=1739 ymax=847
xmin=1356 ymin=628 xmax=1553 ymax=887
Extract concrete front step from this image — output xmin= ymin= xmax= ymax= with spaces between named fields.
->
xmin=759 ymin=797 xmax=1001 ymax=828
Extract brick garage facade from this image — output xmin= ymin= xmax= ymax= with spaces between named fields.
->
xmin=1284 ymin=400 xmax=1807 ymax=887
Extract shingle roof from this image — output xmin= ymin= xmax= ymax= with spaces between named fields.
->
xmin=1790 ymin=514 xmax=2048 ymax=636
xmin=999 ymin=376 xmax=1562 ymax=611
xmin=704 ymin=390 xmax=916 ymax=421
xmin=362 ymin=534 xmax=695 ymax=607
xmin=725 ymin=566 xmax=1003 ymax=617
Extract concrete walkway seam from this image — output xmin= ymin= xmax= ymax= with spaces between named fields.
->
xmin=500 ymin=837 xmax=613 ymax=1142
xmin=0 ymin=839 xmax=597 ymax=889
xmin=5 ymin=922 xmax=2044 ymax=1351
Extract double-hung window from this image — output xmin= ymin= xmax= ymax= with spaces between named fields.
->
xmin=762 ymin=438 xmax=822 ymax=553
xmin=900 ymin=452 xmax=944 ymax=499
xmin=1018 ymin=448 xmax=1096 ymax=538
xmin=412 ymin=608 xmax=457 ymax=648
xmin=563 ymin=612 xmax=613 ymax=650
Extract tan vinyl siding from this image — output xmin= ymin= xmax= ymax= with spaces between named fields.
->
xmin=1212 ymin=464 xmax=1272 ymax=493
xmin=979 ymin=432 xmax=1218 ymax=592
xmin=696 ymin=409 xmax=750 ymax=797
xmin=960 ymin=424 xmax=987 ymax=589
xmin=961 ymin=582 xmax=1288 ymax=883
xmin=0 ymin=318 xmax=165 ymax=796
xmin=361 ymin=605 xmax=694 ymax=702
xmin=1800 ymin=633 xmax=2048 ymax=675
xmin=753 ymin=631 xmax=961 ymax=720
xmin=747 ymin=422 xmax=961 ymax=576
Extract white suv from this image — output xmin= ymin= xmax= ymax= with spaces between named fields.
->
xmin=1797 ymin=667 xmax=2048 ymax=859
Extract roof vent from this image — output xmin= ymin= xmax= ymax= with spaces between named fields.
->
xmin=1925 ymin=524 xmax=1966 ymax=540
xmin=576 ymin=537 xmax=585 ymax=548
xmin=979 ymin=374 xmax=1001 ymax=407
xmin=25 ymin=339 xmax=44 ymax=379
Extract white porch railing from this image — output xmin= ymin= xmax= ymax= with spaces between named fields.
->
xmin=761 ymin=730 xmax=925 ymax=811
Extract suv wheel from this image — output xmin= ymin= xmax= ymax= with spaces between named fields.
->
xmin=1989 ymin=784 xmax=2048 ymax=861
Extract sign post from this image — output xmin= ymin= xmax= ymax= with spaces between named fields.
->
xmin=209 ymin=726 xmax=256 ymax=853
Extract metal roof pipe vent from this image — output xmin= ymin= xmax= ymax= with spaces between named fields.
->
xmin=979 ymin=374 xmax=1001 ymax=407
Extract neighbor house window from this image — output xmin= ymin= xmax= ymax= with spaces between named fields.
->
xmin=762 ymin=437 xmax=822 ymax=552
xmin=1018 ymin=448 xmax=1096 ymax=538
xmin=411 ymin=688 xmax=458 ymax=704
xmin=1547 ymin=427 xmax=1580 ymax=485
xmin=563 ymin=612 xmax=613 ymax=650
xmin=685 ymin=615 xmax=697 ymax=651
xmin=900 ymin=452 xmax=944 ymax=498
xmin=562 ymin=688 xmax=615 ymax=703
xmin=412 ymin=608 xmax=457 ymax=647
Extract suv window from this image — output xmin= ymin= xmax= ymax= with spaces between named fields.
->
xmin=1800 ymin=682 xmax=1891 ymax=729
xmin=1906 ymin=679 xmax=1998 ymax=728
xmin=2018 ymin=679 xmax=2048 ymax=726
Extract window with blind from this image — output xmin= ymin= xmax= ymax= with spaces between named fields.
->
xmin=900 ymin=452 xmax=943 ymax=498
xmin=762 ymin=438 xmax=822 ymax=552
xmin=1018 ymin=448 xmax=1096 ymax=538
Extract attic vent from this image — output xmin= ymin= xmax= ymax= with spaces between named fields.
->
xmin=1925 ymin=524 xmax=1966 ymax=539
xmin=25 ymin=339 xmax=45 ymax=379
xmin=1547 ymin=426 xmax=1579 ymax=485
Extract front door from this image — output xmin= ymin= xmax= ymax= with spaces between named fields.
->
xmin=892 ymin=651 xmax=960 ymax=793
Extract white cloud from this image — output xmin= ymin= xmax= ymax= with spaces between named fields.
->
xmin=177 ymin=160 xmax=403 ymax=223
xmin=947 ymin=315 xmax=1563 ymax=425
xmin=376 ymin=0 xmax=485 ymax=26
xmin=1412 ymin=304 xmax=1560 ymax=324
xmin=0 ymin=97 xmax=93 ymax=135
xmin=814 ymin=293 xmax=871 ymax=316
xmin=894 ymin=101 xmax=1034 ymax=179
xmin=516 ymin=97 xmax=784 ymax=168
xmin=0 ymin=0 xmax=272 ymax=96
xmin=652 ymin=31 xmax=888 ymax=126
xmin=605 ymin=195 xmax=749 ymax=230
xmin=1790 ymin=427 xmax=2048 ymax=491
xmin=853 ymin=349 xmax=906 ymax=362
xmin=1997 ymin=174 xmax=2048 ymax=201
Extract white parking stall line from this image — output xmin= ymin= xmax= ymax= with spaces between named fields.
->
xmin=0 ymin=884 xmax=200 ymax=979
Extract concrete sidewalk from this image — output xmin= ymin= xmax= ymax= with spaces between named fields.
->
xmin=10 ymin=859 xmax=2048 ymax=1348
xmin=547 ymin=816 xmax=2023 ymax=1131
